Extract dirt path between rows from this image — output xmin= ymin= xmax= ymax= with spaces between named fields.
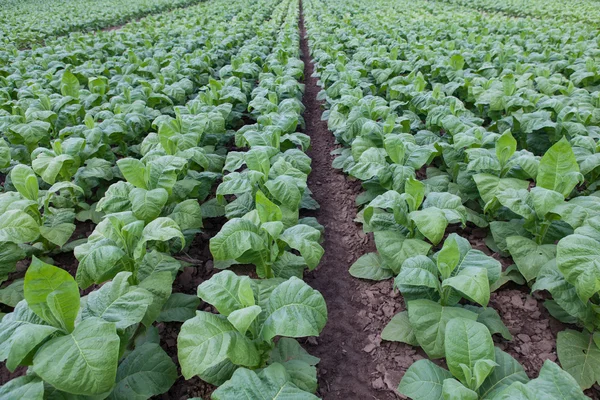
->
xmin=298 ymin=5 xmax=401 ymax=399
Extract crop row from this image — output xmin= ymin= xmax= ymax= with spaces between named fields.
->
xmin=0 ymin=0 xmax=204 ymax=49
xmin=304 ymin=0 xmax=600 ymax=397
xmin=0 ymin=0 xmax=328 ymax=398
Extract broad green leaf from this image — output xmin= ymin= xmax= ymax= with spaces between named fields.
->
xmin=177 ymin=311 xmax=260 ymax=380
xmin=279 ymin=225 xmax=324 ymax=270
xmin=212 ymin=363 xmax=318 ymax=400
xmin=506 ymin=237 xmax=556 ymax=282
xmin=527 ymin=360 xmax=589 ymax=399
xmin=445 ymin=318 xmax=495 ymax=386
xmin=61 ymin=69 xmax=80 ymax=98
xmin=0 ymin=375 xmax=44 ymax=399
xmin=33 ymin=317 xmax=119 ymax=396
xmin=138 ymin=271 xmax=173 ymax=326
xmin=256 ymin=190 xmax=282 ymax=223
xmin=169 ymin=199 xmax=203 ymax=231
xmin=157 ymin=293 xmax=200 ymax=322
xmin=108 ymin=343 xmax=177 ymax=400
xmin=0 ymin=279 xmax=24 ymax=307
xmin=129 ymin=188 xmax=168 ymax=223
xmin=381 ymin=311 xmax=418 ymax=346
xmin=407 ymin=299 xmax=478 ymax=358
xmin=82 ymin=272 xmax=154 ymax=330
xmin=197 ymin=270 xmax=255 ymax=316
xmin=227 ymin=305 xmax=262 ymax=335
xmin=261 ymin=277 xmax=327 ymax=341
xmin=24 ymin=257 xmax=79 ymax=332
xmin=75 ymin=239 xmax=127 ymax=289
xmin=117 ymin=158 xmax=147 ymax=189
xmin=0 ymin=210 xmax=39 ymax=244
xmin=11 ymin=164 xmax=39 ymax=201
xmin=134 ymin=217 xmax=185 ymax=260
xmin=410 ymin=207 xmax=448 ymax=245
xmin=496 ymin=130 xmax=517 ymax=167
xmin=398 ymin=359 xmax=453 ymax=400
xmin=556 ymin=330 xmax=600 ymax=390
xmin=478 ymin=348 xmax=529 ymax=399
xmin=536 ymin=138 xmax=582 ymax=197
xmin=375 ymin=231 xmax=431 ymax=274
xmin=268 ymin=338 xmax=320 ymax=366
xmin=556 ymin=232 xmax=600 ymax=302
xmin=210 ymin=218 xmax=266 ymax=262
xmin=443 ymin=267 xmax=490 ymax=306
xmin=473 ymin=174 xmax=529 ymax=210
xmin=395 ymin=255 xmax=440 ymax=291
xmin=349 ymin=252 xmax=395 ymax=281
xmin=437 ymin=236 xmax=460 ymax=279
xmin=442 ymin=378 xmax=478 ymax=400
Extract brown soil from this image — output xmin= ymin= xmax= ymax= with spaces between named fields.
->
xmin=299 ymin=6 xmax=404 ymax=398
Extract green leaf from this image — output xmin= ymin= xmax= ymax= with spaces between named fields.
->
xmin=443 ymin=267 xmax=490 ymax=306
xmin=398 ymin=359 xmax=453 ymax=400
xmin=261 ymin=277 xmax=327 ymax=341
xmin=177 ymin=311 xmax=260 ymax=380
xmin=212 ymin=363 xmax=318 ymax=400
xmin=157 ymin=293 xmax=200 ymax=322
xmin=197 ymin=271 xmax=255 ymax=316
xmin=473 ymin=174 xmax=529 ymax=210
xmin=33 ymin=317 xmax=119 ymax=396
xmin=381 ymin=311 xmax=418 ymax=346
xmin=0 ymin=279 xmax=24 ymax=307
xmin=227 ymin=305 xmax=262 ymax=335
xmin=134 ymin=217 xmax=185 ymax=260
xmin=256 ymin=190 xmax=282 ymax=223
xmin=395 ymin=255 xmax=440 ymax=292
xmin=24 ymin=257 xmax=79 ymax=332
xmin=117 ymin=158 xmax=147 ymax=189
xmin=445 ymin=318 xmax=495 ymax=386
xmin=556 ymin=231 xmax=600 ymax=302
xmin=556 ymin=329 xmax=600 ymax=390
xmin=210 ymin=218 xmax=266 ymax=263
xmin=129 ymin=188 xmax=168 ymax=223
xmin=61 ymin=69 xmax=80 ymax=98
xmin=169 ymin=199 xmax=203 ymax=231
xmin=0 ymin=375 xmax=44 ymax=399
xmin=268 ymin=338 xmax=320 ymax=366
xmin=410 ymin=207 xmax=448 ymax=245
xmin=279 ymin=225 xmax=324 ymax=270
xmin=0 ymin=210 xmax=39 ymax=244
xmin=349 ymin=252 xmax=395 ymax=281
xmin=11 ymin=164 xmax=39 ymax=201
xmin=478 ymin=348 xmax=529 ymax=399
xmin=536 ymin=137 xmax=582 ymax=197
xmin=138 ymin=271 xmax=173 ymax=327
xmin=375 ymin=231 xmax=432 ymax=274
xmin=496 ymin=130 xmax=517 ymax=167
xmin=527 ymin=360 xmax=589 ymax=399
xmin=82 ymin=272 xmax=154 ymax=330
xmin=407 ymin=299 xmax=478 ymax=358
xmin=506 ymin=237 xmax=556 ymax=282
xmin=463 ymin=306 xmax=512 ymax=341
xmin=437 ymin=236 xmax=460 ymax=279
xmin=442 ymin=378 xmax=478 ymax=400
xmin=108 ymin=342 xmax=177 ymax=400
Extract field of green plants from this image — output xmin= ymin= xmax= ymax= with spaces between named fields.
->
xmin=0 ymin=0 xmax=599 ymax=398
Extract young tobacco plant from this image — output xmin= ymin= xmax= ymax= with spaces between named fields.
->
xmin=380 ymin=234 xmax=510 ymax=359
xmin=398 ymin=317 xmax=587 ymax=400
xmin=0 ymin=258 xmax=177 ymax=399
xmin=210 ymin=191 xmax=323 ymax=278
xmin=177 ymin=270 xmax=327 ymax=393
xmin=0 ymin=165 xmax=84 ymax=282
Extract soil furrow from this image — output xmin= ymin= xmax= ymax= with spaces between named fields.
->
xmin=298 ymin=4 xmax=397 ymax=398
